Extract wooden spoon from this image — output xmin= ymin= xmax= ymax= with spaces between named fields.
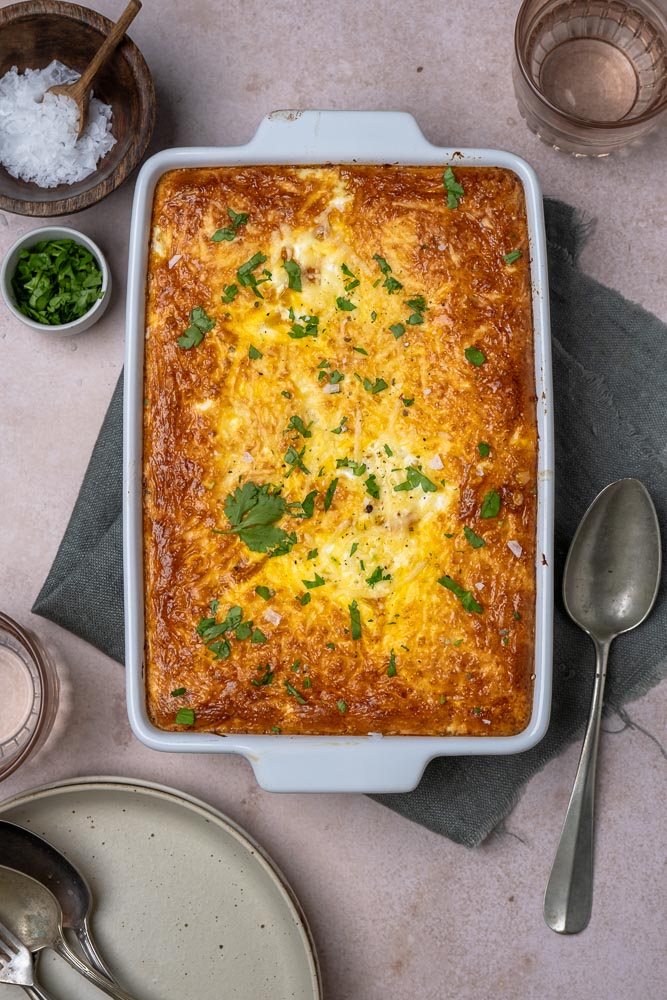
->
xmin=47 ymin=0 xmax=142 ymax=138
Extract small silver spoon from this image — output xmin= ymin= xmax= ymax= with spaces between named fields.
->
xmin=0 ymin=866 xmax=139 ymax=1000
xmin=0 ymin=821 xmax=115 ymax=980
xmin=544 ymin=478 xmax=661 ymax=934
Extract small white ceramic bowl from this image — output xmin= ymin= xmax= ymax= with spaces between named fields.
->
xmin=0 ymin=226 xmax=111 ymax=336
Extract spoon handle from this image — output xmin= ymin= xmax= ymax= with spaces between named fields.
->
xmin=76 ymin=918 xmax=117 ymax=982
xmin=544 ymin=638 xmax=610 ymax=934
xmin=55 ymin=934 xmax=139 ymax=1000
xmin=22 ymin=986 xmax=56 ymax=1000
xmin=75 ymin=0 xmax=142 ymax=96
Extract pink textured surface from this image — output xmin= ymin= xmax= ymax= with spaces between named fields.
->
xmin=0 ymin=2 xmax=665 ymax=998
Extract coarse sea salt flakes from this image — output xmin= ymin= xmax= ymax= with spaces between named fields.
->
xmin=0 ymin=61 xmax=116 ymax=188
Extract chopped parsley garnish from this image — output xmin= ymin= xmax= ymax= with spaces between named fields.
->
xmin=324 ymin=477 xmax=339 ymax=511
xmin=394 ymin=465 xmax=437 ymax=493
xmin=221 ymin=284 xmax=238 ymax=303
xmin=481 ymin=488 xmax=501 ymax=519
xmin=443 ymin=166 xmax=464 ymax=209
xmin=286 ymin=414 xmax=312 ymax=439
xmin=282 ymin=259 xmax=302 ymax=290
xmin=303 ymin=677 xmax=312 ymax=688
xmin=353 ymin=345 xmax=368 ymax=355
xmin=341 ymin=263 xmax=360 ymax=291
xmin=235 ymin=621 xmax=252 ymax=641
xmin=171 ymin=687 xmax=186 ymax=697
xmin=478 ymin=441 xmax=490 ymax=457
xmin=298 ymin=489 xmax=317 ymax=518
xmin=177 ymin=305 xmax=215 ymax=349
xmin=370 ymin=310 xmax=377 ymax=322
xmin=237 ymin=252 xmax=270 ymax=298
xmin=473 ymin=707 xmax=482 ymax=716
xmin=464 ymin=526 xmax=486 ymax=549
xmin=336 ymin=296 xmax=356 ymax=312
xmin=389 ymin=323 xmax=405 ymax=339
xmin=325 ymin=641 xmax=335 ymax=650
xmin=251 ymin=628 xmax=267 ymax=643
xmin=331 ymin=416 xmax=348 ymax=435
xmin=513 ymin=610 xmax=522 ymax=620
xmin=11 ymin=237 xmax=103 ymax=326
xmin=348 ymin=600 xmax=362 ymax=639
xmin=365 ymin=474 xmax=380 ymax=499
xmin=363 ymin=377 xmax=388 ymax=394
xmin=349 ymin=542 xmax=359 ymax=556
xmin=405 ymin=295 xmax=428 ymax=326
xmin=337 ymin=457 xmax=367 ymax=476
xmin=366 ymin=565 xmax=391 ymax=588
xmin=285 ymin=680 xmax=307 ymax=704
xmin=196 ymin=604 xmax=257 ymax=659
xmin=251 ymin=665 xmax=274 ymax=686
xmin=307 ymin=548 xmax=318 ymax=560
xmin=248 ymin=344 xmax=262 ymax=360
xmin=402 ymin=397 xmax=415 ymax=407
xmin=271 ymin=725 xmax=282 ymax=733
xmin=255 ymin=586 xmax=273 ymax=600
xmin=223 ymin=482 xmax=294 ymax=555
xmin=284 ymin=444 xmax=310 ymax=478
xmin=372 ymin=253 xmax=403 ymax=294
xmin=300 ymin=592 xmax=311 ymax=606
xmin=384 ymin=444 xmax=393 ymax=457
xmin=211 ymin=207 xmax=248 ymax=242
xmin=175 ymin=708 xmax=195 ymax=725
xmin=464 ymin=346 xmax=486 ymax=366
xmin=387 ymin=650 xmax=397 ymax=677
xmin=438 ymin=575 xmax=483 ymax=614
xmin=302 ymin=573 xmax=325 ymax=589
xmin=281 ymin=390 xmax=292 ymax=399
xmin=289 ymin=313 xmax=319 ymax=339
xmin=329 ymin=369 xmax=345 ymax=383
xmin=336 ymin=699 xmax=347 ymax=713
xmin=502 ymin=249 xmax=522 ymax=265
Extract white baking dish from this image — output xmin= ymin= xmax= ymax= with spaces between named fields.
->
xmin=124 ymin=110 xmax=554 ymax=793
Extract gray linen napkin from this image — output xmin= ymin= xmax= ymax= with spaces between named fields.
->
xmin=33 ymin=199 xmax=666 ymax=846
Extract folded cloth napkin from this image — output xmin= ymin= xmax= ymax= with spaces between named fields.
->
xmin=33 ymin=199 xmax=666 ymax=846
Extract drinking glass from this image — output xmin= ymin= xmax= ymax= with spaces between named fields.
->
xmin=514 ymin=0 xmax=667 ymax=155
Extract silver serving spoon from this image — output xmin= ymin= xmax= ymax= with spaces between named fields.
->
xmin=544 ymin=478 xmax=661 ymax=934
xmin=0 ymin=866 xmax=140 ymax=1000
xmin=0 ymin=821 xmax=115 ymax=980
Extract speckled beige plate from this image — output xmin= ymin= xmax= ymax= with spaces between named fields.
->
xmin=0 ymin=777 xmax=321 ymax=999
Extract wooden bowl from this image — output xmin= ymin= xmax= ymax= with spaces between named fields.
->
xmin=0 ymin=1 xmax=155 ymax=216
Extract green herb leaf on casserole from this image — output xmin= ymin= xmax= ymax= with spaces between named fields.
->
xmin=443 ymin=167 xmax=464 ymax=209
xmin=177 ymin=305 xmax=216 ymax=349
xmin=438 ymin=574 xmax=483 ymax=614
xmin=211 ymin=207 xmax=248 ymax=242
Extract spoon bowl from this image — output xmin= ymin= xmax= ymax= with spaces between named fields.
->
xmin=544 ymin=478 xmax=661 ymax=934
xmin=564 ymin=478 xmax=661 ymax=640
xmin=0 ymin=866 xmax=139 ymax=1000
xmin=0 ymin=820 xmax=114 ymax=979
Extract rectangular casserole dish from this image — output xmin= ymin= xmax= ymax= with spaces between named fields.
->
xmin=124 ymin=110 xmax=554 ymax=792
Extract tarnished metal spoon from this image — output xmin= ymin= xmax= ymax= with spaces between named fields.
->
xmin=0 ymin=820 xmax=115 ymax=981
xmin=0 ymin=866 xmax=139 ymax=1000
xmin=544 ymin=478 xmax=661 ymax=934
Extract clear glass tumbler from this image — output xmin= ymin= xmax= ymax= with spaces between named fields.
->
xmin=0 ymin=611 xmax=59 ymax=781
xmin=514 ymin=0 xmax=667 ymax=155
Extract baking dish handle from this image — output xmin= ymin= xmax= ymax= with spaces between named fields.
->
xmin=244 ymin=738 xmax=434 ymax=794
xmin=245 ymin=110 xmax=436 ymax=162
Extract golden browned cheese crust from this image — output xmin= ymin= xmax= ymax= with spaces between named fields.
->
xmin=143 ymin=165 xmax=537 ymax=736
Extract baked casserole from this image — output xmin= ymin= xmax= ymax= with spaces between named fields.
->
xmin=143 ymin=164 xmax=537 ymax=737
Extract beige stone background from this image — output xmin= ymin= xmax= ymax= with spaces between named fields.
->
xmin=1 ymin=2 xmax=666 ymax=999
